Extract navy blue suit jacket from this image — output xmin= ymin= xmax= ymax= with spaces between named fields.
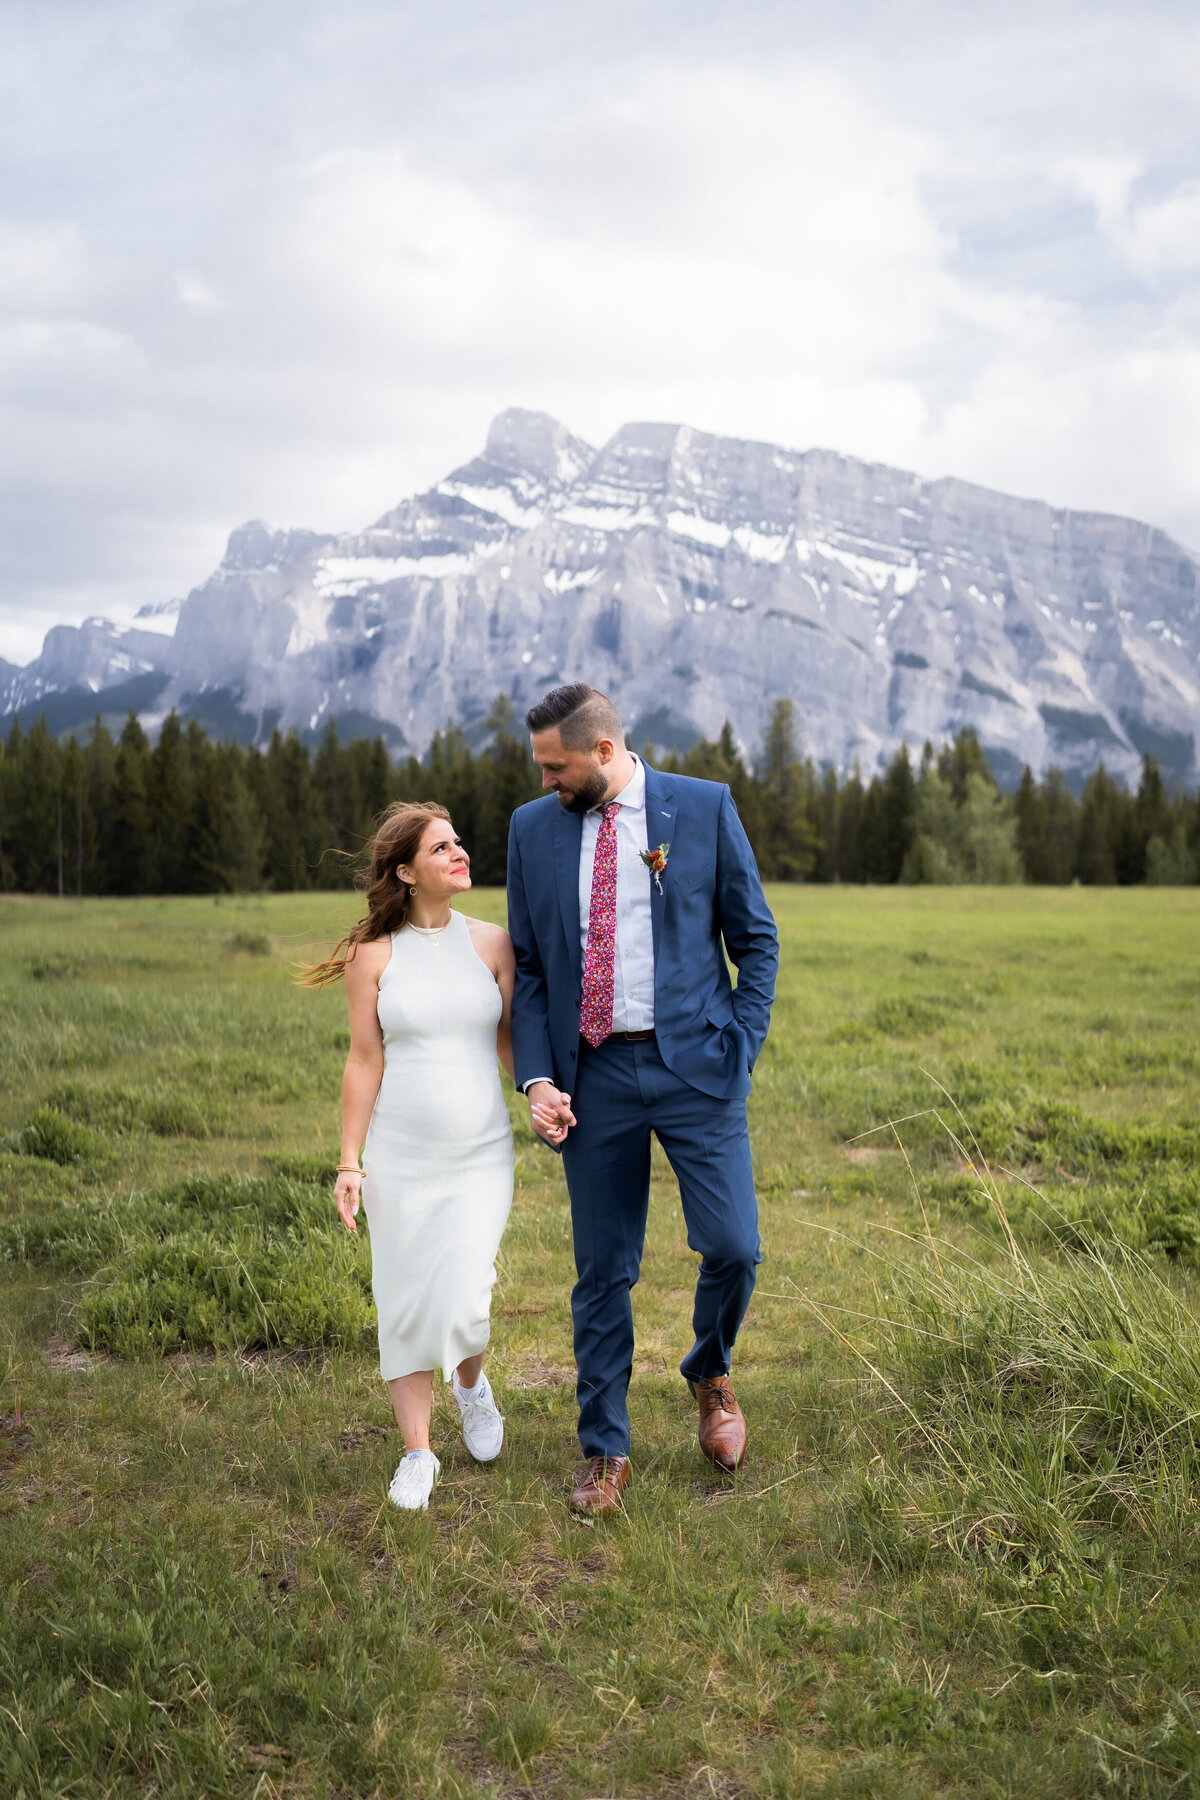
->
xmin=506 ymin=764 xmax=778 ymax=1103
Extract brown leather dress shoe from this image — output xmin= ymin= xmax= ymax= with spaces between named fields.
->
xmin=689 ymin=1375 xmax=747 ymax=1471
xmin=569 ymin=1455 xmax=632 ymax=1516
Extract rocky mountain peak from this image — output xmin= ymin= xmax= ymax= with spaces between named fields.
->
xmin=221 ymin=521 xmax=332 ymax=573
xmin=483 ymin=408 xmax=594 ymax=486
xmin=4 ymin=413 xmax=1198 ymax=789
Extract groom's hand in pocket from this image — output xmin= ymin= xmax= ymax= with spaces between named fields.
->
xmin=527 ymin=1081 xmax=576 ymax=1147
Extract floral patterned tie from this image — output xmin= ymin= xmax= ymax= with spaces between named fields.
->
xmin=580 ymin=801 xmax=622 ymax=1047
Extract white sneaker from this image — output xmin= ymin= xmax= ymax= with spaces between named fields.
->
xmin=387 ymin=1448 xmax=440 ymax=1510
xmin=453 ymin=1371 xmax=505 ymax=1462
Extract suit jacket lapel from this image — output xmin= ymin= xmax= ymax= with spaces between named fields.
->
xmin=553 ymin=803 xmax=584 ymax=978
xmin=642 ymin=763 xmax=676 ymax=968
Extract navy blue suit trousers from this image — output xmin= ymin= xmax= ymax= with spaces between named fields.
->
xmin=562 ymin=1035 xmax=762 ymax=1457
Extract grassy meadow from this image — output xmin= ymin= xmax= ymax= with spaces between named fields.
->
xmin=2 ymin=884 xmax=1199 ymax=1798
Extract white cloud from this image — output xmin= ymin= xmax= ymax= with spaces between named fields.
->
xmin=1 ymin=2 xmax=1199 ymax=662
xmin=176 ymin=273 xmax=221 ymax=309
xmin=254 ymin=65 xmax=956 ymax=465
xmin=1058 ymin=153 xmax=1143 ymax=234
xmin=1062 ymin=154 xmax=1200 ymax=277
xmin=0 ymin=219 xmax=94 ymax=313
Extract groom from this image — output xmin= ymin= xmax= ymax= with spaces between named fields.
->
xmin=506 ymin=683 xmax=778 ymax=1515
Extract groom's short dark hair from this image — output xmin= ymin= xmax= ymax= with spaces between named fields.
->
xmin=525 ymin=683 xmax=624 ymax=751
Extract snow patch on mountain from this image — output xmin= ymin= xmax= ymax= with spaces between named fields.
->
xmin=4 ymin=407 xmax=1199 ymax=789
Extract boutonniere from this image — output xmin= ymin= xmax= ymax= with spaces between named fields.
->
xmin=640 ymin=842 xmax=670 ymax=893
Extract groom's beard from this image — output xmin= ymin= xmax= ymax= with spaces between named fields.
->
xmin=556 ymin=766 xmax=610 ymax=814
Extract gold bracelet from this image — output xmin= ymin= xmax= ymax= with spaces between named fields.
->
xmin=336 ymin=1164 xmax=362 ymax=1175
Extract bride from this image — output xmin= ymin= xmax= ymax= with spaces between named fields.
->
xmin=303 ymin=801 xmax=522 ymax=1511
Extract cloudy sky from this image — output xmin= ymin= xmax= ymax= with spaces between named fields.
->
xmin=2 ymin=0 xmax=1198 ymax=664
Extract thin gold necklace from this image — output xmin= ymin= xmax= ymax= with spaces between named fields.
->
xmin=409 ymin=915 xmax=452 ymax=938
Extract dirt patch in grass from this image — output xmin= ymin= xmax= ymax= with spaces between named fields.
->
xmin=44 ymin=1335 xmax=96 ymax=1371
xmin=337 ymin=1420 xmax=392 ymax=1451
xmin=509 ymin=1356 xmax=574 ymax=1389
xmin=233 ymin=1345 xmax=316 ymax=1372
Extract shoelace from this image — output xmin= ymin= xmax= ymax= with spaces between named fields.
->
xmin=698 ymin=1381 xmax=739 ymax=1413
xmin=392 ymin=1459 xmax=435 ymax=1495
xmin=459 ymin=1387 xmax=500 ymax=1428
xmin=584 ymin=1456 xmax=624 ymax=1480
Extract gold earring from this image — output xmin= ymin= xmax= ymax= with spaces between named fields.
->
xmin=410 ymin=885 xmax=417 ymax=897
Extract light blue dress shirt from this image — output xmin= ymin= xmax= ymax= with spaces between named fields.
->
xmin=578 ymin=755 xmax=655 ymax=1033
xmin=522 ymin=755 xmax=656 ymax=1092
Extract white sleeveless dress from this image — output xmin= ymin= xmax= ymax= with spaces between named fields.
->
xmin=361 ymin=910 xmax=514 ymax=1381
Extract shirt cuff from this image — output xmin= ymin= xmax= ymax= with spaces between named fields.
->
xmin=521 ymin=1076 xmax=554 ymax=1094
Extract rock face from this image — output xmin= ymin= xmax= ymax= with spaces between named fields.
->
xmin=5 ymin=409 xmax=1199 ymax=785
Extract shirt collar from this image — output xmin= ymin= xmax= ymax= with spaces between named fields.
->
xmin=592 ymin=754 xmax=646 ymax=817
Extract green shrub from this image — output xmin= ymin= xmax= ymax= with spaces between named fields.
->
xmin=207 ymin=1055 xmax=312 ymax=1102
xmin=872 ymin=996 xmax=950 ymax=1035
xmin=44 ymin=1081 xmax=210 ymax=1140
xmin=8 ymin=1106 xmax=102 ymax=1166
xmin=77 ymin=1225 xmax=373 ymax=1357
xmin=972 ymin=1100 xmax=1200 ymax=1174
xmin=44 ymin=1082 xmax=144 ymax=1133
xmin=834 ymin=1228 xmax=1200 ymax=1577
xmin=226 ymin=930 xmax=272 ymax=955
xmin=27 ymin=953 xmax=77 ymax=981
xmin=265 ymin=1152 xmax=340 ymax=1185
xmin=138 ymin=1094 xmax=210 ymax=1137
xmin=1009 ymin=1165 xmax=1200 ymax=1264
xmin=0 ymin=1172 xmax=373 ymax=1354
xmin=484 ymin=1695 xmax=557 ymax=1768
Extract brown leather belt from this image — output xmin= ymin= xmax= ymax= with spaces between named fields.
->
xmin=603 ymin=1029 xmax=656 ymax=1043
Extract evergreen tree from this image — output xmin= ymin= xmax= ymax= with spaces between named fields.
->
xmin=0 ymin=694 xmax=1196 ymax=895
xmin=107 ymin=713 xmax=153 ymax=894
xmin=81 ymin=718 xmax=116 ymax=893
xmin=182 ymin=732 xmax=261 ymax=892
xmin=665 ymin=722 xmax=761 ymax=866
xmin=937 ymin=726 xmax=994 ymax=804
xmin=719 ymin=720 xmax=759 ymax=829
xmin=262 ymin=729 xmax=326 ymax=890
xmin=1013 ymin=767 xmax=1045 ymax=882
xmin=1076 ymin=765 xmax=1127 ymax=885
xmin=148 ymin=711 xmax=189 ymax=892
xmin=814 ymin=765 xmax=839 ymax=882
xmin=425 ymin=725 xmax=479 ymax=852
xmin=876 ymin=743 xmax=916 ymax=881
xmin=854 ymin=776 xmax=888 ymax=882
xmin=17 ymin=717 xmax=65 ymax=892
xmin=472 ymin=697 xmax=540 ymax=884
xmin=215 ymin=744 xmax=264 ymax=890
xmin=1119 ymin=754 xmax=1172 ymax=884
xmin=313 ymin=720 xmax=360 ymax=884
xmin=754 ymin=699 xmax=820 ymax=880
xmin=1013 ymin=763 xmax=1078 ymax=885
xmin=680 ymin=721 xmax=762 ymax=856
xmin=59 ymin=737 xmax=88 ymax=897
xmin=0 ymin=718 xmax=24 ymax=890
xmin=1040 ymin=767 xmax=1079 ymax=884
xmin=347 ymin=735 xmax=394 ymax=836
xmin=832 ymin=763 xmax=865 ymax=881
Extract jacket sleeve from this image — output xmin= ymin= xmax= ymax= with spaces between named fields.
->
xmin=715 ymin=785 xmax=778 ymax=1071
xmin=506 ymin=812 xmax=556 ymax=1091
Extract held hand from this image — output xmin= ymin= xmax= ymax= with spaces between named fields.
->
xmin=334 ymin=1170 xmax=362 ymax=1232
xmin=527 ymin=1081 xmax=576 ymax=1146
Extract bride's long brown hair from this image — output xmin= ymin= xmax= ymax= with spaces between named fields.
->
xmin=297 ymin=800 xmax=452 ymax=988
